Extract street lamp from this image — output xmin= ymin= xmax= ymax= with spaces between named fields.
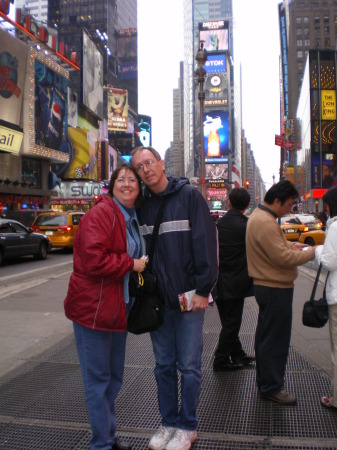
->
xmin=195 ymin=43 xmax=207 ymax=199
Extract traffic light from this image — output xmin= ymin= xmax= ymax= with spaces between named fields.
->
xmin=243 ymin=180 xmax=250 ymax=189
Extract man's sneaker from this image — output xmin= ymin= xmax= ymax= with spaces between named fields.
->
xmin=165 ymin=429 xmax=197 ymax=450
xmin=148 ymin=426 xmax=176 ymax=450
xmin=261 ymin=389 xmax=297 ymax=405
xmin=321 ymin=395 xmax=337 ymax=410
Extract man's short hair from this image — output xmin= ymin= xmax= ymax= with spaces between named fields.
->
xmin=323 ymin=185 xmax=337 ymax=218
xmin=229 ymin=188 xmax=250 ymax=211
xmin=131 ymin=146 xmax=161 ymax=161
xmin=264 ymin=180 xmax=299 ymax=205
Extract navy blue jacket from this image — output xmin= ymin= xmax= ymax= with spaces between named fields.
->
xmin=137 ymin=176 xmax=218 ymax=311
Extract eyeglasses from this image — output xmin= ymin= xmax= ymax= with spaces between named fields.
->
xmin=135 ymin=159 xmax=157 ymax=173
xmin=116 ymin=177 xmax=138 ymax=184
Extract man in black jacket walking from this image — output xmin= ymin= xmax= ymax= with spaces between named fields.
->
xmin=213 ymin=188 xmax=255 ymax=371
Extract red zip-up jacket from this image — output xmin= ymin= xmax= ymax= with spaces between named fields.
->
xmin=64 ymin=195 xmax=134 ymax=331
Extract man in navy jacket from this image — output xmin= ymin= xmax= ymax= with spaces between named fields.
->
xmin=131 ymin=146 xmax=218 ymax=450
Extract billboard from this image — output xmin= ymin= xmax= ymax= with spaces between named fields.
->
xmin=108 ymin=88 xmax=128 ymax=131
xmin=205 ymin=163 xmax=229 ymax=180
xmin=0 ymin=28 xmax=28 ymax=127
xmin=321 ymin=90 xmax=336 ymax=120
xmin=203 ymin=110 xmax=229 ymax=162
xmin=34 ymin=59 xmax=68 ymax=151
xmin=67 ymin=87 xmax=78 ymax=128
xmin=118 ymin=61 xmax=138 ymax=80
xmin=204 ymin=54 xmax=226 ymax=74
xmin=199 ymin=21 xmax=229 ymax=53
xmin=82 ymin=30 xmax=103 ymax=118
xmin=134 ymin=114 xmax=151 ymax=147
xmin=117 ymin=29 xmax=137 ymax=59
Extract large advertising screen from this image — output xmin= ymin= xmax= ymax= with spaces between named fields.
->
xmin=108 ymin=88 xmax=128 ymax=132
xmin=204 ymin=54 xmax=226 ymax=74
xmin=117 ymin=29 xmax=137 ymax=60
xmin=0 ymin=28 xmax=28 ymax=127
xmin=82 ymin=30 xmax=103 ymax=119
xmin=134 ymin=115 xmax=151 ymax=147
xmin=199 ymin=21 xmax=229 ymax=53
xmin=205 ymin=163 xmax=229 ymax=180
xmin=203 ymin=110 xmax=229 ymax=162
xmin=35 ymin=59 xmax=68 ymax=152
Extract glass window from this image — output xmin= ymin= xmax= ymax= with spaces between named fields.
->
xmin=304 ymin=39 xmax=310 ymax=46
xmin=324 ymin=26 xmax=330 ymax=34
xmin=304 ymin=17 xmax=309 ymax=24
xmin=314 ymin=16 xmax=320 ymax=24
xmin=297 ymin=50 xmax=303 ymax=58
xmin=296 ymin=17 xmax=302 ymax=24
xmin=324 ymin=16 xmax=330 ymax=23
xmin=297 ymin=39 xmax=303 ymax=47
xmin=297 ymin=28 xmax=302 ymax=36
xmin=21 ymin=158 xmax=41 ymax=189
xmin=304 ymin=28 xmax=310 ymax=35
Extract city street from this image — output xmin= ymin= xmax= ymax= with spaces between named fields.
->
xmin=0 ymin=258 xmax=336 ymax=449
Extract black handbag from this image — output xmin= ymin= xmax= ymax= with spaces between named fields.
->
xmin=127 ymin=199 xmax=166 ymax=335
xmin=302 ymin=263 xmax=329 ymax=328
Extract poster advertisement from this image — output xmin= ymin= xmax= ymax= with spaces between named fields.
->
xmin=34 ymin=59 xmax=68 ymax=152
xmin=82 ymin=30 xmax=103 ymax=118
xmin=108 ymin=88 xmax=128 ymax=131
xmin=203 ymin=110 xmax=229 ymax=162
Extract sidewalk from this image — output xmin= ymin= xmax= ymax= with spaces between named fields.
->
xmin=0 ymin=266 xmax=336 ymax=449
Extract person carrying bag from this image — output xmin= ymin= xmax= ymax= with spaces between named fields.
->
xmin=302 ymin=263 xmax=329 ymax=328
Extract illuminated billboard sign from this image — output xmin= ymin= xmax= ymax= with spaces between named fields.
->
xmin=204 ymin=54 xmax=226 ymax=74
xmin=0 ymin=27 xmax=28 ymax=126
xmin=199 ymin=21 xmax=229 ymax=53
xmin=203 ymin=110 xmax=229 ymax=162
xmin=205 ymin=163 xmax=228 ymax=180
xmin=117 ymin=29 xmax=137 ymax=60
xmin=108 ymin=88 xmax=128 ymax=132
xmin=0 ymin=124 xmax=23 ymax=154
xmin=118 ymin=62 xmax=137 ymax=80
xmin=321 ymin=90 xmax=336 ymax=120
xmin=82 ymin=30 xmax=103 ymax=119
xmin=278 ymin=4 xmax=288 ymax=117
xmin=135 ymin=114 xmax=151 ymax=147
xmin=35 ymin=59 xmax=68 ymax=151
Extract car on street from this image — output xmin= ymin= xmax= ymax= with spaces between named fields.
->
xmin=0 ymin=209 xmax=56 ymax=228
xmin=31 ymin=211 xmax=84 ymax=249
xmin=0 ymin=218 xmax=51 ymax=265
xmin=298 ymin=229 xmax=326 ymax=246
xmin=280 ymin=216 xmax=309 ymax=241
xmin=294 ymin=214 xmax=324 ymax=231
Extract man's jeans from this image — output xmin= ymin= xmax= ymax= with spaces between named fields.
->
xmin=150 ymin=309 xmax=205 ymax=430
xmin=73 ymin=322 xmax=127 ymax=450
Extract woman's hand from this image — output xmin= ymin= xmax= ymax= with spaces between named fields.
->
xmin=133 ymin=258 xmax=147 ymax=273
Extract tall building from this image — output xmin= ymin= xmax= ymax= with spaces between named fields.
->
xmin=15 ymin=0 xmax=48 ymax=22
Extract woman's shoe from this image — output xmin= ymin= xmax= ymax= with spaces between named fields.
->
xmin=321 ymin=396 xmax=337 ymax=410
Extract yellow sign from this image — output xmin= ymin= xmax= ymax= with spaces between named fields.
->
xmin=0 ymin=125 xmax=23 ymax=154
xmin=321 ymin=90 xmax=336 ymax=120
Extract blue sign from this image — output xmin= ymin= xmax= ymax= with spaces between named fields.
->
xmin=204 ymin=54 xmax=226 ymax=74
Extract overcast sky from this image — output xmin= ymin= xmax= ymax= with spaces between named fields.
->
xmin=138 ymin=0 xmax=282 ymax=186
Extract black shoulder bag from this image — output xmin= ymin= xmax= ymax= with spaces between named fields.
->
xmin=302 ymin=263 xmax=329 ymax=328
xmin=127 ymin=199 xmax=166 ymax=335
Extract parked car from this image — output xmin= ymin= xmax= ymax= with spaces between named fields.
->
xmin=294 ymin=214 xmax=324 ymax=231
xmin=0 ymin=218 xmax=51 ymax=265
xmin=0 ymin=209 xmax=57 ymax=228
xmin=280 ymin=216 xmax=309 ymax=241
xmin=31 ymin=211 xmax=84 ymax=249
xmin=298 ymin=229 xmax=326 ymax=246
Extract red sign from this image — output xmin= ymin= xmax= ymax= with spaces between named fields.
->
xmin=200 ymin=178 xmax=206 ymax=185
xmin=275 ymin=135 xmax=284 ymax=147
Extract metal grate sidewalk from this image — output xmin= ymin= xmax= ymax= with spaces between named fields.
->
xmin=0 ymin=299 xmax=336 ymax=449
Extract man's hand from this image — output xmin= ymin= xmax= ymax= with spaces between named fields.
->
xmin=188 ymin=293 xmax=209 ymax=312
xmin=291 ymin=242 xmax=308 ymax=251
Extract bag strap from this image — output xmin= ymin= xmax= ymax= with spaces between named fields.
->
xmin=147 ymin=197 xmax=167 ymax=272
xmin=310 ymin=263 xmax=329 ymax=302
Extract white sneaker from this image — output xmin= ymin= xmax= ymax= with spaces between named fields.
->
xmin=165 ymin=429 xmax=197 ymax=450
xmin=148 ymin=426 xmax=176 ymax=450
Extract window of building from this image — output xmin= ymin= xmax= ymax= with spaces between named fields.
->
xmin=21 ymin=158 xmax=41 ymax=189
xmin=304 ymin=39 xmax=310 ymax=46
xmin=325 ymin=38 xmax=331 ymax=46
xmin=314 ymin=16 xmax=320 ymax=24
xmin=324 ymin=16 xmax=330 ymax=23
xmin=304 ymin=27 xmax=310 ymax=35
xmin=297 ymin=28 xmax=302 ymax=36
xmin=297 ymin=50 xmax=303 ymax=58
xmin=304 ymin=16 xmax=309 ymax=24
xmin=296 ymin=17 xmax=302 ymax=24
xmin=316 ymin=39 xmax=320 ymax=46
xmin=297 ymin=39 xmax=303 ymax=47
xmin=298 ymin=62 xmax=304 ymax=72
xmin=325 ymin=26 xmax=330 ymax=34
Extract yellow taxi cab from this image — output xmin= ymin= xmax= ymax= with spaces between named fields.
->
xmin=280 ymin=216 xmax=309 ymax=241
xmin=31 ymin=211 xmax=84 ymax=249
xmin=298 ymin=229 xmax=326 ymax=246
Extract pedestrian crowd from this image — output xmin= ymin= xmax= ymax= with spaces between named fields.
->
xmin=63 ymin=148 xmax=337 ymax=450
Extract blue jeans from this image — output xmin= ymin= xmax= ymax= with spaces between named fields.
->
xmin=150 ymin=310 xmax=205 ymax=430
xmin=73 ymin=322 xmax=127 ymax=450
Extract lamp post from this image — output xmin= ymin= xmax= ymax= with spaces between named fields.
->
xmin=195 ymin=43 xmax=207 ymax=199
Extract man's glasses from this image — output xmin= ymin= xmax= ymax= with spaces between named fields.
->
xmin=116 ymin=177 xmax=138 ymax=184
xmin=135 ymin=160 xmax=157 ymax=173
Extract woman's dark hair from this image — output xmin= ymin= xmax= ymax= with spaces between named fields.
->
xmin=264 ymin=180 xmax=299 ymax=205
xmin=323 ymin=185 xmax=337 ymax=218
xmin=229 ymin=188 xmax=250 ymax=211
xmin=108 ymin=163 xmax=143 ymax=208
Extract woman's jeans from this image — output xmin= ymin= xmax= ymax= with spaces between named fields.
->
xmin=73 ymin=322 xmax=127 ymax=450
xmin=150 ymin=309 xmax=205 ymax=431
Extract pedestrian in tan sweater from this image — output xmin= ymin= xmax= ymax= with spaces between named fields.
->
xmin=246 ymin=180 xmax=315 ymax=405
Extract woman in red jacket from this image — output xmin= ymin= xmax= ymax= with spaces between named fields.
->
xmin=64 ymin=164 xmax=146 ymax=450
